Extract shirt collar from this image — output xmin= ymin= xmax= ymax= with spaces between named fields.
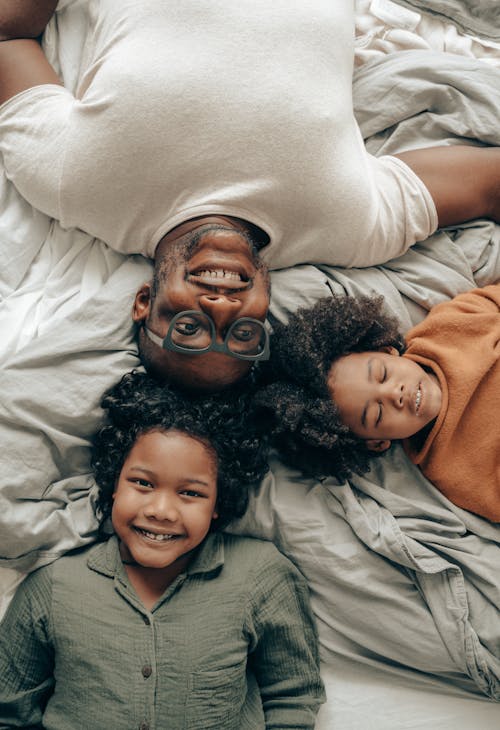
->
xmin=87 ymin=532 xmax=225 ymax=579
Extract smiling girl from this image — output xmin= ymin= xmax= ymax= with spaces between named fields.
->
xmin=257 ymin=286 xmax=500 ymax=522
xmin=0 ymin=372 xmax=324 ymax=729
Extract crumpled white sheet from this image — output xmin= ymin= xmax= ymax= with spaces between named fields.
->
xmin=355 ymin=0 xmax=500 ymax=68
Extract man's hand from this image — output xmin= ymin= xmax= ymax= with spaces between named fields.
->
xmin=0 ymin=0 xmax=58 ymax=41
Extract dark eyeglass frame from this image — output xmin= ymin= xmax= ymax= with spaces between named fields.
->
xmin=144 ymin=310 xmax=270 ymax=361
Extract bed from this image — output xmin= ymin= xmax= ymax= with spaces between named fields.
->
xmin=1 ymin=1 xmax=499 ymax=727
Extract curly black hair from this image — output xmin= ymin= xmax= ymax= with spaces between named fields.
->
xmin=254 ymin=294 xmax=405 ymax=480
xmin=92 ymin=370 xmax=268 ymax=531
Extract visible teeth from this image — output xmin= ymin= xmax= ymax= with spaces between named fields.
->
xmin=197 ymin=269 xmax=242 ymax=281
xmin=415 ymin=386 xmax=422 ymax=413
xmin=139 ymin=529 xmax=174 ymax=541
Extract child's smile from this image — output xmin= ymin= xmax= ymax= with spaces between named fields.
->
xmin=133 ymin=527 xmax=182 ymax=542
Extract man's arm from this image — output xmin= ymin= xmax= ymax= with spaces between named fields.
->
xmin=0 ymin=0 xmax=58 ymax=41
xmin=0 ymin=0 xmax=61 ymax=105
xmin=0 ymin=38 xmax=61 ymax=105
xmin=395 ymin=146 xmax=500 ymax=228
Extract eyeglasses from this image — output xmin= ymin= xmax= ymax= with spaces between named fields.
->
xmin=144 ymin=310 xmax=270 ymax=361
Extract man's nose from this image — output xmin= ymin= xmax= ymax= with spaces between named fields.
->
xmin=199 ymin=295 xmax=242 ymax=332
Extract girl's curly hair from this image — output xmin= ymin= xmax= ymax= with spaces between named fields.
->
xmin=254 ymin=294 xmax=405 ymax=480
xmin=92 ymin=370 xmax=268 ymax=530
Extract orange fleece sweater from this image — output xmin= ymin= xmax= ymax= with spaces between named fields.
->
xmin=403 ymin=284 xmax=500 ymax=522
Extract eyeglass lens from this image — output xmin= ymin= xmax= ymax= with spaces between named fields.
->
xmin=170 ymin=312 xmax=212 ymax=350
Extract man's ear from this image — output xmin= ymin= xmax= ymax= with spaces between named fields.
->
xmin=132 ymin=282 xmax=152 ymax=323
xmin=379 ymin=345 xmax=400 ymax=356
xmin=366 ymin=439 xmax=391 ymax=453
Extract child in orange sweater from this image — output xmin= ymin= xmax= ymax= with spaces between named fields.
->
xmin=257 ymin=284 xmax=500 ymax=521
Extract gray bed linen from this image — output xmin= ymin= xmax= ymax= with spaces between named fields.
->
xmin=229 ymin=449 xmax=500 ymax=699
xmin=0 ymin=221 xmax=151 ymax=569
xmin=393 ymin=0 xmax=500 ymax=42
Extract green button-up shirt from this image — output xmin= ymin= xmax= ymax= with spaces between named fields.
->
xmin=0 ymin=533 xmax=324 ymax=729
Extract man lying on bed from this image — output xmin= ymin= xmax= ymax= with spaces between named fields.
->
xmin=1 ymin=1 xmax=500 ymax=392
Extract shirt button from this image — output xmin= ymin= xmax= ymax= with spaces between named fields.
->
xmin=139 ymin=723 xmax=149 ymax=730
xmin=142 ymin=615 xmax=150 ymax=626
xmin=142 ymin=665 xmax=153 ymax=678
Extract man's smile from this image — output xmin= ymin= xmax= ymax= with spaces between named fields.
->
xmin=187 ymin=266 xmax=250 ymax=290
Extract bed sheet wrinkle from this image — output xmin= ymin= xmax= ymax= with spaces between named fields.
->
xmin=0 ymin=248 xmax=150 ymax=571
xmin=353 ymin=50 xmax=500 ymax=144
xmin=0 ymin=172 xmax=51 ymax=298
xmin=0 ymin=225 xmax=128 ymax=362
xmin=229 ymin=457 xmax=492 ymax=684
xmin=390 ymin=0 xmax=500 ymax=43
xmin=355 ymin=0 xmax=500 ymax=59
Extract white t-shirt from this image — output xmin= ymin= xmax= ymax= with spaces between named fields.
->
xmin=0 ymin=0 xmax=436 ymax=268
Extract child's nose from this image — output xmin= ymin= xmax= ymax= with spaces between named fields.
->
xmin=144 ymin=492 xmax=179 ymax=521
xmin=384 ymin=382 xmax=404 ymax=408
xmin=393 ymin=383 xmax=404 ymax=408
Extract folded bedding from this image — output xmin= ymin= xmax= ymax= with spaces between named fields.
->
xmin=392 ymin=0 xmax=500 ymax=42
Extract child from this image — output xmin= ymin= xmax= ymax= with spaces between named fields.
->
xmin=0 ymin=371 xmax=325 ymax=729
xmin=256 ymin=286 xmax=500 ymax=522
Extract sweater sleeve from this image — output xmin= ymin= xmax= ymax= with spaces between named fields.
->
xmin=0 ymin=567 xmax=55 ymax=729
xmin=245 ymin=547 xmax=325 ymax=729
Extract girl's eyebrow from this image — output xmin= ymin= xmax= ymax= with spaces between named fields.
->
xmin=361 ymin=358 xmax=374 ymax=427
xmin=128 ymin=465 xmax=212 ymax=487
xmin=128 ymin=466 xmax=155 ymax=476
xmin=367 ymin=357 xmax=374 ymax=380
xmin=182 ymin=479 xmax=212 ymax=487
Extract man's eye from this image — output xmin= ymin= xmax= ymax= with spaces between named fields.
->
xmin=175 ymin=320 xmax=200 ymax=336
xmin=376 ymin=403 xmax=383 ymax=426
xmin=381 ymin=365 xmax=387 ymax=383
xmin=232 ymin=325 xmax=258 ymax=342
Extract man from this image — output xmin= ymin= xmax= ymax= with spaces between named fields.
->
xmin=131 ymin=217 xmax=271 ymax=390
xmin=1 ymin=0 xmax=500 ymax=391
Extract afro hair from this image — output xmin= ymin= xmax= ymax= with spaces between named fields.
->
xmin=254 ymin=294 xmax=405 ymax=480
xmin=92 ymin=370 xmax=269 ymax=530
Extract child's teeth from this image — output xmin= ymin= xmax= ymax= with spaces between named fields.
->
xmin=415 ymin=386 xmax=421 ymax=412
xmin=142 ymin=529 xmax=173 ymax=541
